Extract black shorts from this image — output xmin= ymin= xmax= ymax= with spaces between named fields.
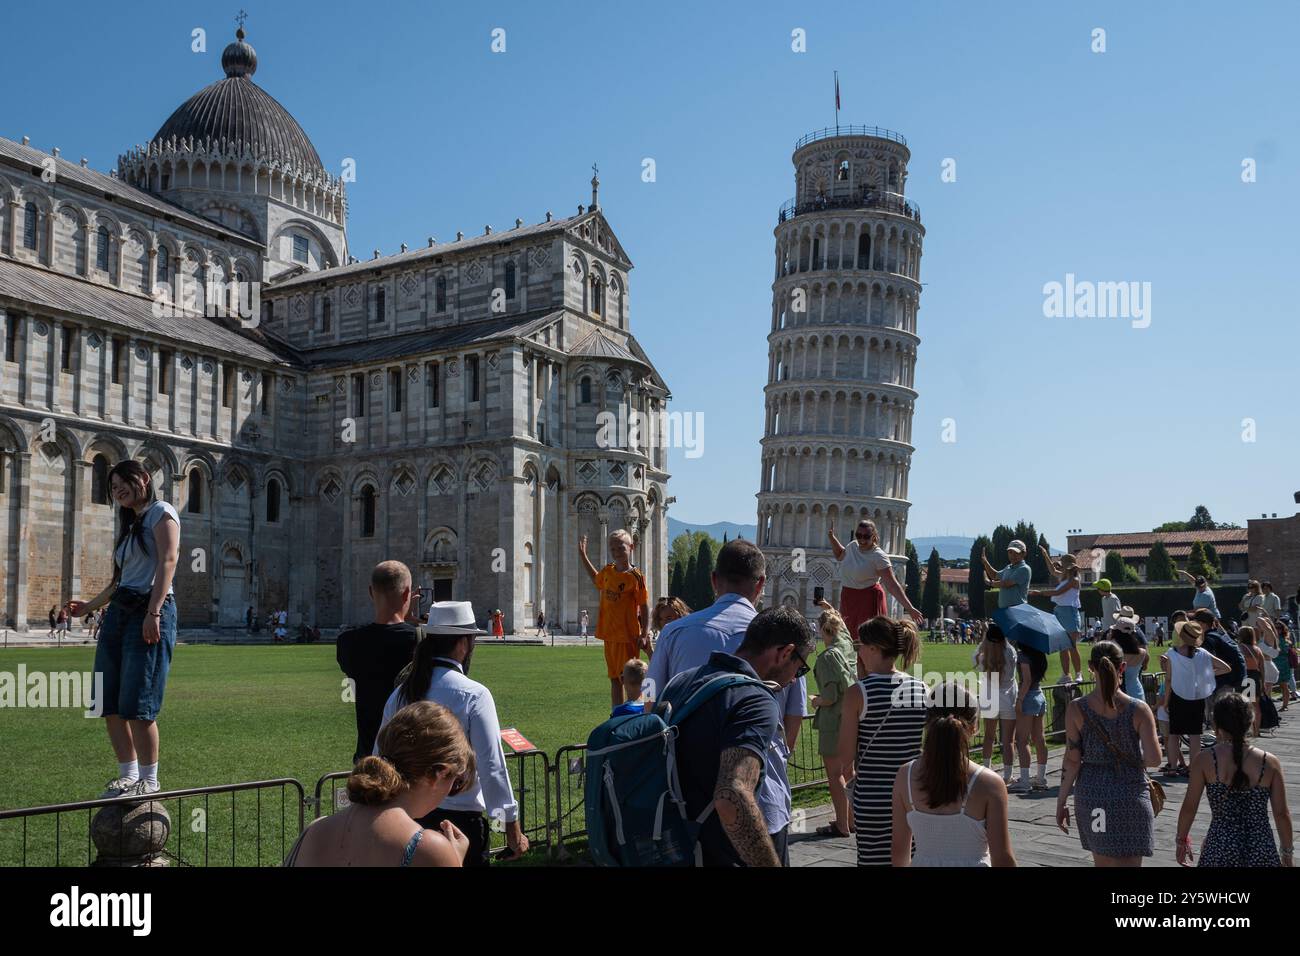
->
xmin=1168 ymin=691 xmax=1204 ymax=736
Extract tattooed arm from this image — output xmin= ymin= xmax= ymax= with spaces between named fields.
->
xmin=713 ymin=747 xmax=780 ymax=867
xmin=1055 ymin=701 xmax=1084 ymax=833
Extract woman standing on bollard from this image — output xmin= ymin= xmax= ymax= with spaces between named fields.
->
xmin=67 ymin=460 xmax=180 ymax=799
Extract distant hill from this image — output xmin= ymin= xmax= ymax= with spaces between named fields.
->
xmin=667 ymin=518 xmax=758 ymax=543
xmin=910 ymin=536 xmax=977 ymax=561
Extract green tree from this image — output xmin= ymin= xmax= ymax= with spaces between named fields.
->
xmin=685 ymin=552 xmax=699 ymax=608
xmin=692 ymin=536 xmax=715 ymax=610
xmin=1146 ymin=542 xmax=1175 ymax=582
xmin=921 ymin=548 xmax=943 ymax=620
xmin=1187 ymin=505 xmax=1216 ymax=531
xmin=991 ymin=525 xmax=1014 ymax=564
xmin=938 ymin=586 xmax=962 ymax=616
xmin=1029 ymin=533 xmax=1051 ymax=584
xmin=1153 ymin=520 xmax=1189 ymax=532
xmin=1187 ymin=540 xmax=1217 ymax=582
xmin=1203 ymin=542 xmax=1221 ymax=577
xmin=904 ymin=540 xmax=921 ymax=609
xmin=670 ymin=561 xmax=686 ymax=600
xmin=968 ymin=536 xmax=991 ymax=619
xmin=1104 ymin=550 xmax=1139 ymax=584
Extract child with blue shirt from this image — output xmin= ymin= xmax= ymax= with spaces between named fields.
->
xmin=611 ymin=659 xmax=649 ymax=717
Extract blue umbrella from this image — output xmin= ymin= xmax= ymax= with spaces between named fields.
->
xmin=992 ymin=603 xmax=1074 ymax=654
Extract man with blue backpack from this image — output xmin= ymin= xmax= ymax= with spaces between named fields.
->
xmin=585 ymin=606 xmax=815 ymax=866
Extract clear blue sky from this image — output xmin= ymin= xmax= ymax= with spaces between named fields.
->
xmin=7 ymin=1 xmax=1298 ymax=547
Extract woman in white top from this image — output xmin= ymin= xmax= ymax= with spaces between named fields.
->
xmin=1034 ymin=549 xmax=1084 ymax=683
xmin=1255 ymin=616 xmax=1281 ymax=697
xmin=828 ymin=520 xmax=922 ymax=654
xmin=1240 ymin=581 xmax=1266 ymax=629
xmin=1161 ymin=619 xmax=1230 ymax=774
xmin=974 ymin=623 xmax=1018 ymax=783
xmin=891 ymin=681 xmax=1016 ymax=867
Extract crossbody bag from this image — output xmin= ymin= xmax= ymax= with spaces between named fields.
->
xmin=1081 ymin=701 xmax=1165 ymax=815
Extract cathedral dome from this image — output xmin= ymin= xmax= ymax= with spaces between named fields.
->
xmin=149 ymin=28 xmax=326 ymax=179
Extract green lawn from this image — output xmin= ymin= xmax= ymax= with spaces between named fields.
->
xmin=0 ymin=638 xmax=1079 ymax=866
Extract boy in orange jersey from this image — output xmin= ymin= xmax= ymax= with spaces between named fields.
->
xmin=579 ymin=530 xmax=651 ymax=708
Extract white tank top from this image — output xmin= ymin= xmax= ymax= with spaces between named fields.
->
xmin=905 ymin=762 xmax=992 ymax=867
xmin=1051 ymin=576 xmax=1082 ymax=608
xmin=1167 ymin=646 xmax=1215 ymax=700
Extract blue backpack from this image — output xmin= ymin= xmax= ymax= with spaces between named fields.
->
xmin=584 ymin=670 xmax=766 ymax=866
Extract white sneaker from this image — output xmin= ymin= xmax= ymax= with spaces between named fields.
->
xmin=123 ymin=779 xmax=160 ymax=798
xmin=1007 ymin=778 xmax=1031 ymax=793
xmin=1031 ymin=778 xmax=1049 ymax=791
xmin=100 ymin=776 xmax=138 ymax=798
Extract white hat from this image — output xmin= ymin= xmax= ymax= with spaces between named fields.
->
xmin=425 ymin=601 xmax=488 ymax=635
xmin=1007 ymin=539 xmax=1027 ymax=554
xmin=1112 ymin=607 xmax=1140 ymax=633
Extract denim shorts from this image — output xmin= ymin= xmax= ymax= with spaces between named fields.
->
xmin=92 ymin=592 xmax=177 ymax=721
xmin=1020 ymin=686 xmax=1047 ymax=717
xmin=1053 ymin=605 xmax=1082 ymax=635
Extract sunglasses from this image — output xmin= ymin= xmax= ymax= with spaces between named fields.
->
xmin=791 ymin=646 xmax=810 ymax=679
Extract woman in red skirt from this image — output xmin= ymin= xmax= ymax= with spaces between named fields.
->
xmin=829 ymin=520 xmax=923 ymax=674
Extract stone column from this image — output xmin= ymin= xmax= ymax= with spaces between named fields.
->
xmin=14 ymin=451 xmax=31 ymax=628
xmin=67 ymin=458 xmax=87 ymax=602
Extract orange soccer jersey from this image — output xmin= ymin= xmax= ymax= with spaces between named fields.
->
xmin=594 ymin=564 xmax=648 ymax=644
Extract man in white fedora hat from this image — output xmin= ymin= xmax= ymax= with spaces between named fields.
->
xmin=376 ymin=600 xmax=528 ymax=865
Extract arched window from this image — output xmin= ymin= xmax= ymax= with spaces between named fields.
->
xmin=590 ymin=276 xmax=604 ymax=315
xmin=435 ymin=275 xmax=447 ymax=312
xmin=504 ymin=261 xmax=516 ymax=299
xmin=837 ymin=160 xmax=850 ymax=182
xmin=320 ymin=297 xmax=332 ymax=332
xmin=23 ymin=204 xmax=37 ymax=250
xmin=361 ymin=486 xmax=377 ymax=537
xmin=96 ymin=226 xmax=111 ymax=271
xmin=857 ymin=234 xmax=871 ymax=270
xmin=266 ymin=478 xmax=281 ymax=523
xmin=156 ymin=249 xmax=169 ymax=284
xmin=579 ymin=376 xmax=592 ymax=404
xmin=90 ymin=455 xmax=110 ymax=505
xmin=186 ymin=468 xmax=204 ymax=514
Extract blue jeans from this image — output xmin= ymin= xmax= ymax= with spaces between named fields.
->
xmin=93 ymin=593 xmax=177 ymax=721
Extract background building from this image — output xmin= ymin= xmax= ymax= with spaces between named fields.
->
xmin=755 ymin=126 xmax=922 ymax=613
xmin=0 ymin=28 xmax=669 ymax=632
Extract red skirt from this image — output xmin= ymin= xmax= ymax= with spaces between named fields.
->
xmin=840 ymin=583 xmax=887 ymax=641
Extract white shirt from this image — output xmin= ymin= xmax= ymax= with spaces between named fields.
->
xmin=1165 ymin=647 xmax=1216 ymax=701
xmin=1050 ymin=577 xmax=1082 ymax=608
xmin=839 ymin=543 xmax=892 ymax=589
xmin=377 ymin=658 xmax=519 ymax=822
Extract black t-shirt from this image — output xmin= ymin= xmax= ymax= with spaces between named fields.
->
xmin=1202 ymin=628 xmax=1247 ymax=690
xmin=336 ymin=622 xmax=419 ymax=762
xmin=664 ymin=652 xmax=780 ymax=867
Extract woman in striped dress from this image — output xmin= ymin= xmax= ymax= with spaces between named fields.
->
xmin=837 ymin=616 xmax=928 ymax=866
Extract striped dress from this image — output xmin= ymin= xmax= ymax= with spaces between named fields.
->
xmin=852 ymin=671 xmax=928 ymax=866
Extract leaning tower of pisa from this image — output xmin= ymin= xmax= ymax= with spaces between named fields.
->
xmin=756 ymin=126 xmax=922 ymax=615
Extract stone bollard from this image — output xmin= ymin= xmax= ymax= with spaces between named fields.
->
xmin=91 ymin=799 xmax=171 ymax=867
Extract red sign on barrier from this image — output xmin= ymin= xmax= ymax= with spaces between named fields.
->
xmin=500 ymin=728 xmax=536 ymax=752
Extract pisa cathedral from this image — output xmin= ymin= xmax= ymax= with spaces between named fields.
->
xmin=756 ymin=127 xmax=922 ymax=612
xmin=0 ymin=28 xmax=670 ymax=631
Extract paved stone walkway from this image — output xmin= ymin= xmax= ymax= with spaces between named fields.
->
xmin=791 ymin=702 xmax=1300 ymax=867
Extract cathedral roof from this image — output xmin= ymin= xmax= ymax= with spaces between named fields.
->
xmin=148 ymin=28 xmax=326 ymax=180
xmin=569 ymin=327 xmax=646 ymax=367
xmin=0 ymin=257 xmax=294 ymax=366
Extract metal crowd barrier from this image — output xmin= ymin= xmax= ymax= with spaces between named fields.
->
xmin=0 ymin=778 xmax=305 ymax=867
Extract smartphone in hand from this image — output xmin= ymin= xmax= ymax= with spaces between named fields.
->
xmin=813 ymin=585 xmax=825 ymax=604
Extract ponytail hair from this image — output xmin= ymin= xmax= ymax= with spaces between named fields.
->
xmin=1089 ymin=639 xmax=1123 ymax=709
xmin=859 ymin=616 xmax=920 ymax=669
xmin=918 ymin=682 xmax=978 ymax=808
xmin=347 ymin=700 xmax=475 ymax=805
xmin=400 ymin=631 xmax=467 ymax=705
xmin=1212 ymin=693 xmax=1252 ymax=790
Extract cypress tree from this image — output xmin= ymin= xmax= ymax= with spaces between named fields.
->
xmin=921 ymin=548 xmax=943 ymax=621
xmin=968 ymin=536 xmax=991 ymax=619
xmin=905 ymin=540 xmax=922 ymax=609
xmin=693 ymin=536 xmax=715 ymax=609
xmin=1146 ymin=542 xmax=1175 ymax=582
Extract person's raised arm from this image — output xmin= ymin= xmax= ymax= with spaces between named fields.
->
xmin=879 ymin=565 xmax=924 ymax=624
xmin=1175 ymin=752 xmax=1208 ymax=866
xmin=1176 ymin=569 xmax=1195 ymax=584
xmin=1040 ymin=544 xmax=1062 ymax=579
xmin=713 ymin=747 xmax=780 ymax=867
xmin=827 ymin=524 xmax=846 ymax=561
xmin=1267 ymin=754 xmax=1292 ymax=867
xmin=890 ymin=767 xmax=912 ymax=866
xmin=577 ymin=535 xmax=599 ymax=584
